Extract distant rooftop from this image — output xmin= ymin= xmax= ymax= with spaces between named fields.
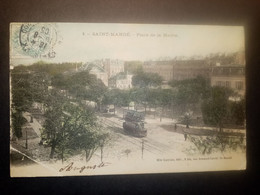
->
xmin=144 ymin=59 xmax=208 ymax=66
xmin=81 ymin=62 xmax=105 ymax=72
xmin=211 ymin=65 xmax=245 ymax=76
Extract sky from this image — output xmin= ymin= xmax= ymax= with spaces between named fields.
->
xmin=10 ymin=23 xmax=245 ymax=65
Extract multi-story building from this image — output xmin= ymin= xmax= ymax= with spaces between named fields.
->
xmin=102 ymin=59 xmax=124 ymax=78
xmin=210 ymin=65 xmax=245 ymax=96
xmin=109 ymin=73 xmax=133 ymax=89
xmin=82 ymin=62 xmax=109 ymax=86
xmin=81 ymin=59 xmax=124 ymax=86
xmin=143 ymin=61 xmax=174 ymax=81
xmin=143 ymin=60 xmax=209 ymax=82
xmin=172 ymin=60 xmax=209 ymax=80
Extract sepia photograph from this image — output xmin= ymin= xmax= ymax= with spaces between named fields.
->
xmin=9 ymin=23 xmax=246 ymax=177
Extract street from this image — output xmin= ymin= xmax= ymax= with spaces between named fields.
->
xmin=96 ymin=109 xmax=195 ymax=162
xmin=10 ymin=105 xmax=246 ymax=169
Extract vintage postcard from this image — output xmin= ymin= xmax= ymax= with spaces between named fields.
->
xmin=10 ymin=23 xmax=246 ymax=177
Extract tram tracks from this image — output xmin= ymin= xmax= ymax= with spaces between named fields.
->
xmin=98 ymin=116 xmax=171 ymax=155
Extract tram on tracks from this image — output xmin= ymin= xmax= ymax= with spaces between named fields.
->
xmin=123 ymin=110 xmax=147 ymax=137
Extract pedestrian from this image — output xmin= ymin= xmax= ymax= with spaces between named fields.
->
xmin=174 ymin=123 xmax=177 ymax=131
xmin=184 ymin=133 xmax=187 ymax=141
xmin=240 ymin=135 xmax=244 ymax=144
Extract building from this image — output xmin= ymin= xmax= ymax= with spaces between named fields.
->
xmin=82 ymin=62 xmax=109 ymax=86
xmin=81 ymin=59 xmax=124 ymax=86
xmin=143 ymin=61 xmax=173 ymax=81
xmin=172 ymin=60 xmax=209 ymax=80
xmin=89 ymin=66 xmax=108 ymax=86
xmin=210 ymin=65 xmax=245 ymax=96
xmin=143 ymin=60 xmax=209 ymax=82
xmin=102 ymin=59 xmax=124 ymax=78
xmin=109 ymin=73 xmax=133 ymax=89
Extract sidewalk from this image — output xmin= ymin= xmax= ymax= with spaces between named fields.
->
xmin=23 ymin=112 xmax=42 ymax=137
xmin=176 ymin=123 xmax=246 ymax=134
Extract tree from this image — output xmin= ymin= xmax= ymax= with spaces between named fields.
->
xmin=29 ymin=71 xmax=50 ymax=104
xmin=86 ymin=78 xmax=107 ymax=104
xmin=145 ymin=88 xmax=173 ymax=121
xmin=102 ymin=89 xmax=123 ymax=114
xmin=51 ymin=73 xmax=69 ymax=90
xmin=144 ymin=89 xmax=161 ymax=118
xmin=11 ymin=66 xmax=49 ymax=138
xmin=124 ymin=61 xmax=143 ymax=74
xmin=201 ymin=86 xmax=234 ymax=132
xmin=228 ymin=98 xmax=245 ymax=126
xmin=42 ymin=90 xmax=109 ymax=162
xmin=11 ymin=63 xmax=110 ymax=162
xmin=132 ymin=71 xmax=163 ymax=88
xmin=131 ymin=71 xmax=163 ymax=114
xmin=130 ymin=88 xmax=150 ymax=113
xmin=65 ymin=111 xmax=109 ymax=162
xmin=11 ymin=67 xmax=33 ymax=112
xmin=157 ymin=89 xmax=173 ymax=121
xmin=63 ymin=70 xmax=107 ymax=104
xmin=119 ymin=90 xmax=132 ymax=109
xmin=169 ymin=76 xmax=210 ymax=115
xmin=29 ymin=61 xmax=82 ymax=75
xmin=11 ymin=111 xmax=27 ymax=138
xmin=51 ymin=70 xmax=108 ymax=111
xmin=42 ymin=90 xmax=68 ymax=159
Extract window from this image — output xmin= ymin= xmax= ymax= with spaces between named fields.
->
xmin=216 ymin=81 xmax=221 ymax=86
xmin=235 ymin=81 xmax=243 ymax=90
xmin=225 ymin=81 xmax=231 ymax=88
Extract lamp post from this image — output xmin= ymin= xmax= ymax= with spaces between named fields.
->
xmin=25 ymin=130 xmax=28 ymax=149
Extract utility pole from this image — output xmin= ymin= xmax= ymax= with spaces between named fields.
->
xmin=25 ymin=130 xmax=28 ymax=149
xmin=100 ymin=143 xmax=104 ymax=163
xmin=141 ymin=140 xmax=144 ymax=159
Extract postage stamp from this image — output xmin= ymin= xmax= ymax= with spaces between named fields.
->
xmin=11 ymin=23 xmax=60 ymax=58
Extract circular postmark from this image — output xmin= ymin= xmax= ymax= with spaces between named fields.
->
xmin=19 ymin=23 xmax=58 ymax=58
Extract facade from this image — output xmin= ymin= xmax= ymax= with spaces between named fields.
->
xmin=93 ymin=71 xmax=109 ymax=86
xmin=89 ymin=67 xmax=108 ymax=86
xmin=172 ymin=60 xmax=209 ymax=80
xmin=210 ymin=65 xmax=245 ymax=96
xmin=109 ymin=73 xmax=133 ymax=89
xmin=143 ymin=60 xmax=209 ymax=82
xmin=102 ymin=59 xmax=125 ymax=78
xmin=82 ymin=62 xmax=109 ymax=86
xmin=143 ymin=61 xmax=174 ymax=81
xmin=81 ymin=59 xmax=125 ymax=86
